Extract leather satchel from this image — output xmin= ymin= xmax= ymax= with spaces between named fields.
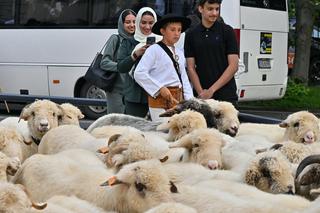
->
xmin=84 ymin=35 xmax=120 ymax=92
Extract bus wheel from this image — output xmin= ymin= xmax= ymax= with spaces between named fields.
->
xmin=79 ymin=81 xmax=107 ymax=119
xmin=309 ymin=57 xmax=320 ymax=85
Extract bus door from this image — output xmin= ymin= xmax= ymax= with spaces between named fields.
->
xmin=238 ymin=0 xmax=289 ymax=87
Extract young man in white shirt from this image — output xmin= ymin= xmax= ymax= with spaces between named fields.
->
xmin=134 ymin=14 xmax=194 ymax=121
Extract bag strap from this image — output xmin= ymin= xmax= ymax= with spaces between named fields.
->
xmin=157 ymin=41 xmax=183 ymax=85
xmin=113 ymin=35 xmax=121 ymax=61
xmin=99 ymin=34 xmax=121 ymax=55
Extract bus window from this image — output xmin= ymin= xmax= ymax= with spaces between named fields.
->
xmin=240 ymin=0 xmax=287 ymax=11
xmin=0 ymin=0 xmax=15 ymax=25
xmin=20 ymin=0 xmax=89 ymax=26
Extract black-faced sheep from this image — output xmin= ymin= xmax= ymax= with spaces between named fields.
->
xmin=244 ymin=150 xmax=295 ymax=194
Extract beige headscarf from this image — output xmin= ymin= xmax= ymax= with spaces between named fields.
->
xmin=131 ymin=7 xmax=162 ymax=56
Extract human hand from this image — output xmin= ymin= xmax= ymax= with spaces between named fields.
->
xmin=198 ymin=89 xmax=214 ymax=99
xmin=134 ymin=45 xmax=149 ymax=57
xmin=159 ymin=87 xmax=179 ymax=106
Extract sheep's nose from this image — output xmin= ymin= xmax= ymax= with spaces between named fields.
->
xmin=208 ymin=160 xmax=219 ymax=170
xmin=40 ymin=122 xmax=48 ymax=127
xmin=231 ymin=126 xmax=238 ymax=133
xmin=287 ymin=185 xmax=294 ymax=195
xmin=304 ymin=131 xmax=315 ymax=144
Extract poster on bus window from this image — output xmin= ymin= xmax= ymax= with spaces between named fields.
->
xmin=260 ymin=32 xmax=272 ymax=54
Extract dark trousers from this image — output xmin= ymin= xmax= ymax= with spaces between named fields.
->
xmin=124 ymin=101 xmax=148 ymax=118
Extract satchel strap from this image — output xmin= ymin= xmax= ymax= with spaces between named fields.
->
xmin=100 ymin=34 xmax=121 ymax=57
xmin=157 ymin=41 xmax=183 ymax=85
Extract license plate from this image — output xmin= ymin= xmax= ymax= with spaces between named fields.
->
xmin=258 ymin=58 xmax=271 ymax=69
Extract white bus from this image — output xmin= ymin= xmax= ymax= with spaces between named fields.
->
xmin=0 ymin=0 xmax=289 ymax=119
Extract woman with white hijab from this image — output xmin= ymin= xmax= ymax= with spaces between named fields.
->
xmin=117 ymin=7 xmax=161 ymax=118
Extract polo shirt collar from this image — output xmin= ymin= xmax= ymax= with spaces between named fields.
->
xmin=199 ymin=21 xmax=218 ymax=32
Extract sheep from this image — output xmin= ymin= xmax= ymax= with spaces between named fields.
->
xmin=58 ymin=103 xmax=85 ymax=126
xmin=168 ymin=128 xmax=226 ymax=169
xmin=237 ymin=111 xmax=320 ymax=144
xmin=156 ymin=110 xmax=207 ymax=141
xmin=28 ymin=195 xmax=111 ymax=213
xmin=295 ymin=154 xmax=320 ymax=200
xmin=90 ymin=125 xmax=141 ymax=139
xmin=13 ymin=154 xmax=177 ymax=212
xmin=0 ymin=151 xmax=20 ymax=181
xmin=194 ymin=179 xmax=310 ymax=212
xmin=0 ymin=126 xmax=25 ymax=162
xmin=144 ymin=202 xmax=197 ymax=213
xmin=222 ymin=134 xmax=274 ymax=172
xmin=87 ymin=113 xmax=161 ymax=132
xmin=244 ymin=150 xmax=296 ymax=194
xmin=160 ymin=98 xmax=240 ymax=137
xmin=38 ymin=125 xmax=101 ymax=154
xmin=0 ymin=181 xmax=47 ymax=213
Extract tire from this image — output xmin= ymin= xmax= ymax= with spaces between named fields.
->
xmin=309 ymin=57 xmax=320 ymax=85
xmin=79 ymin=81 xmax=107 ymax=119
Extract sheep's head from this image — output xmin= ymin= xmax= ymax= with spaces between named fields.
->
xmin=19 ymin=100 xmax=64 ymax=141
xmin=101 ymin=160 xmax=176 ymax=212
xmin=0 ymin=126 xmax=25 ymax=161
xmin=157 ymin=110 xmax=207 ymax=141
xmin=245 ymin=151 xmax=295 ymax=194
xmin=0 ymin=182 xmax=47 ymax=212
xmin=100 ymin=132 xmax=154 ymax=170
xmin=295 ymin=154 xmax=320 ymax=200
xmin=205 ymin=99 xmax=240 ymax=137
xmin=169 ymin=128 xmax=225 ymax=170
xmin=279 ymin=111 xmax=320 ymax=144
xmin=159 ymin=98 xmax=217 ymax=129
xmin=59 ymin=103 xmax=84 ymax=126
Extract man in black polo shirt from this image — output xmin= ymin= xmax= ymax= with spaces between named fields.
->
xmin=184 ymin=0 xmax=239 ymax=104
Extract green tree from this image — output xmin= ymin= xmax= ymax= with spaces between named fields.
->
xmin=291 ymin=0 xmax=320 ymax=84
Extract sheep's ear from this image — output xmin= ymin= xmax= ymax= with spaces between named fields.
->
xmin=157 ymin=121 xmax=170 ymax=131
xmin=169 ymin=135 xmax=192 ymax=150
xmin=159 ymin=156 xmax=169 ymax=163
xmin=19 ymin=103 xmax=32 ymax=121
xmin=270 ymin=144 xmax=283 ymax=150
xmin=56 ymin=104 xmax=64 ymax=117
xmin=108 ymin=134 xmax=121 ymax=146
xmin=170 ymin=181 xmax=178 ymax=193
xmin=78 ymin=112 xmax=85 ymax=119
xmin=244 ymin=163 xmax=262 ymax=186
xmin=279 ymin=121 xmax=289 ymax=128
xmin=16 ymin=184 xmax=48 ymax=210
xmin=255 ymin=148 xmax=268 ymax=154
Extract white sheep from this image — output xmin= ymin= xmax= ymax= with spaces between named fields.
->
xmin=0 ymin=126 xmax=25 ymax=162
xmin=0 ymin=151 xmax=20 ymax=182
xmin=157 ymin=110 xmax=207 ymax=141
xmin=237 ymin=111 xmax=320 ymax=144
xmin=38 ymin=125 xmax=100 ymax=154
xmin=144 ymin=202 xmax=197 ymax=213
xmin=0 ymin=181 xmax=47 ymax=213
xmin=59 ymin=103 xmax=84 ymax=126
xmin=13 ymin=155 xmax=177 ymax=212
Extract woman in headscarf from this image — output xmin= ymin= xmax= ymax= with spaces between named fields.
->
xmin=100 ymin=9 xmax=136 ymax=114
xmin=117 ymin=7 xmax=161 ymax=118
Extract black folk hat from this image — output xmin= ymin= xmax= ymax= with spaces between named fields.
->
xmin=152 ymin=14 xmax=191 ymax=35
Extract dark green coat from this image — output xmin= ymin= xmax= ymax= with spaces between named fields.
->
xmin=117 ymin=38 xmax=148 ymax=104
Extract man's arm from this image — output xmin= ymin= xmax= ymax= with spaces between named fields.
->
xmin=199 ymin=54 xmax=238 ymax=99
xmin=186 ymin=57 xmax=203 ymax=95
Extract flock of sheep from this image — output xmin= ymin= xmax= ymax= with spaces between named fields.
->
xmin=0 ymin=98 xmax=320 ymax=212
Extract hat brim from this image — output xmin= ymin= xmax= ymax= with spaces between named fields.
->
xmin=152 ymin=16 xmax=191 ymax=35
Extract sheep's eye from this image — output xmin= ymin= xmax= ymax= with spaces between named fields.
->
xmin=261 ymin=169 xmax=271 ymax=178
xmin=53 ymin=112 xmax=56 ymax=117
xmin=31 ymin=111 xmax=35 ymax=116
xmin=193 ymin=143 xmax=199 ymax=148
xmin=293 ymin=122 xmax=300 ymax=128
xmin=67 ymin=115 xmax=72 ymax=119
xmin=215 ymin=112 xmax=222 ymax=119
xmin=135 ymin=182 xmax=146 ymax=192
xmin=182 ymin=125 xmax=187 ymax=129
